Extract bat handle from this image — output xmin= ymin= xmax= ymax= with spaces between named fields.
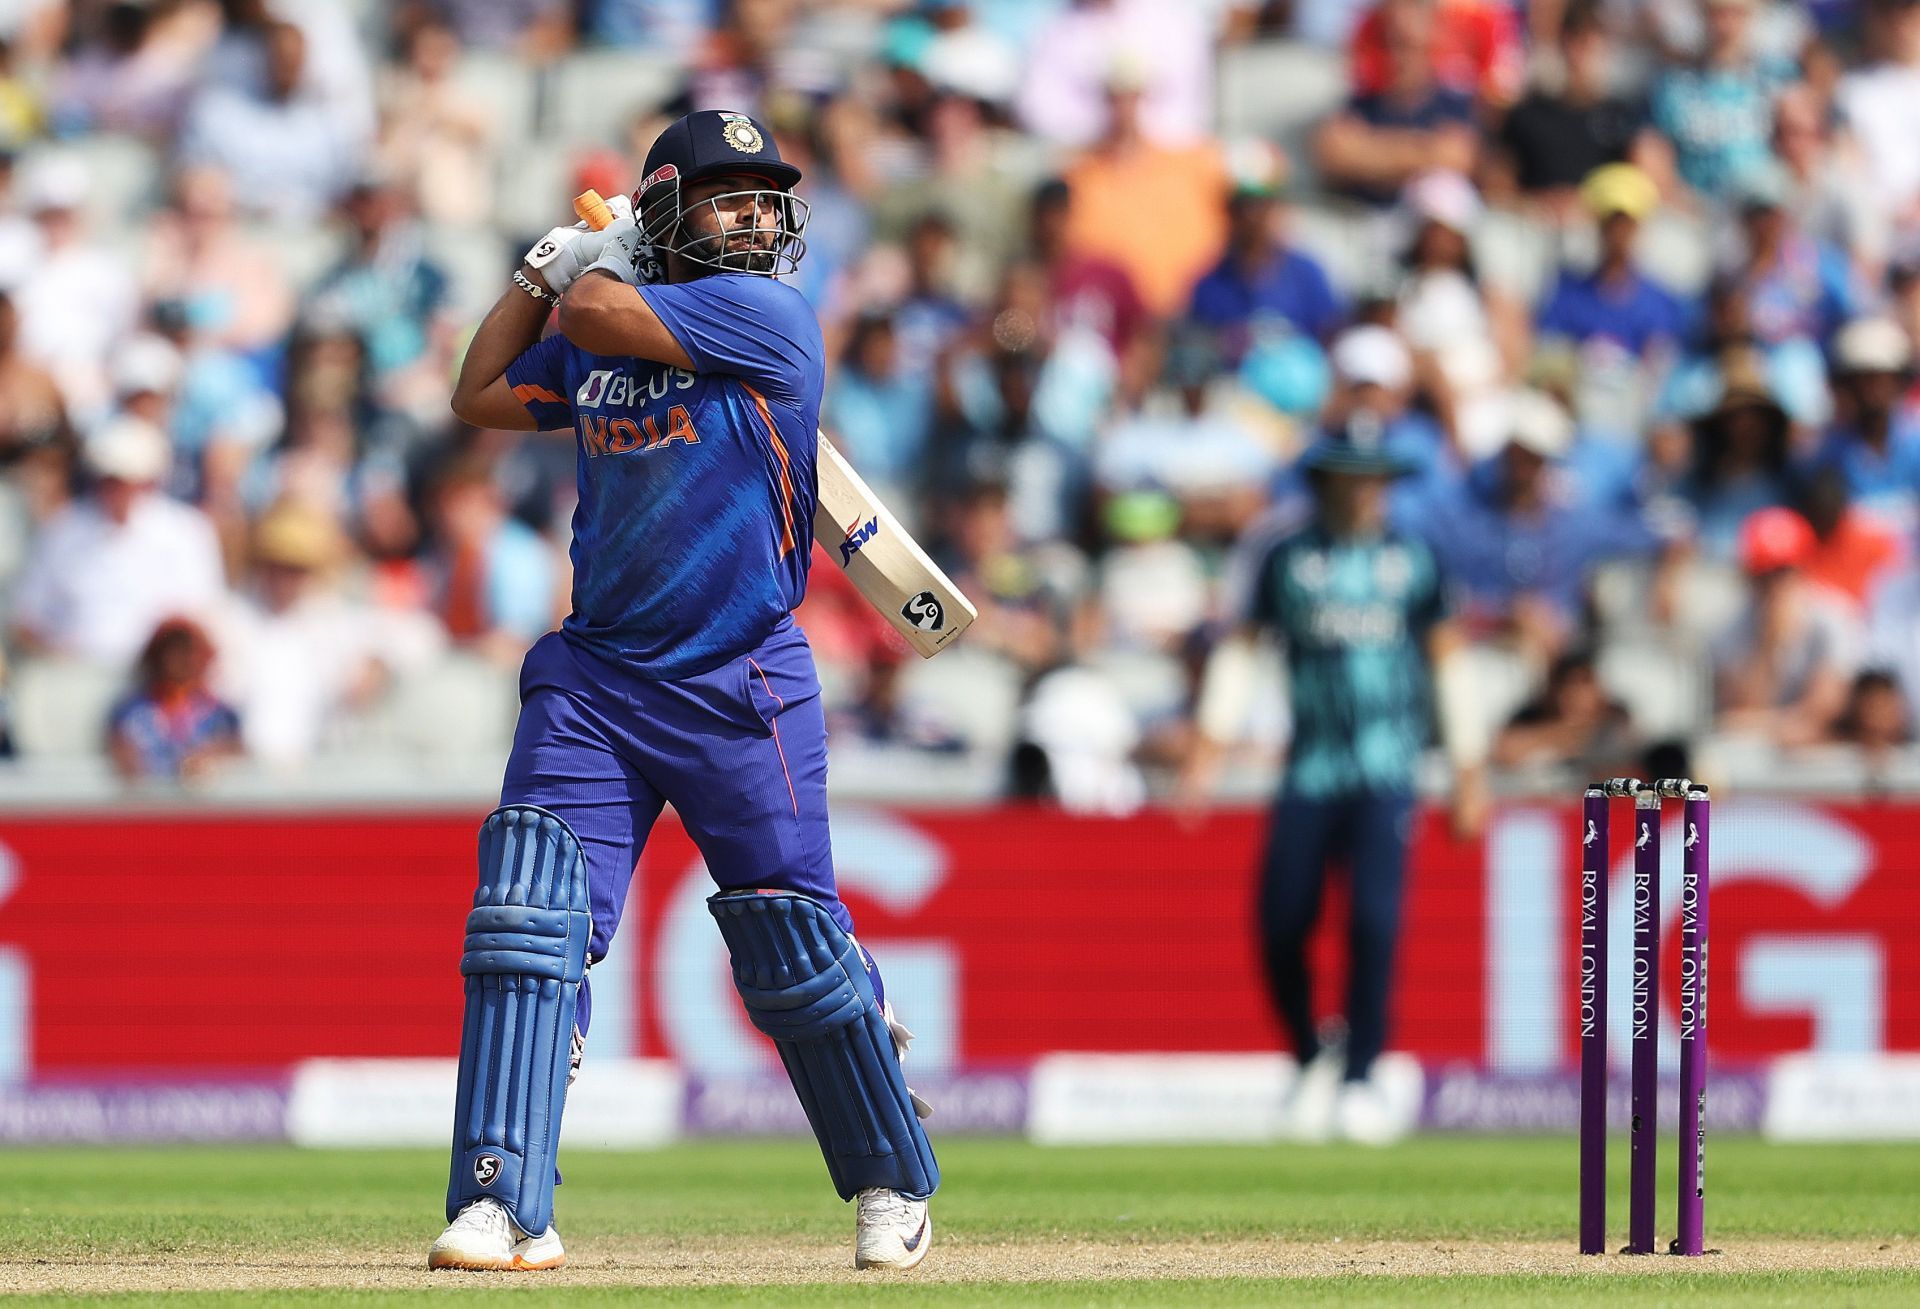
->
xmin=573 ymin=189 xmax=614 ymax=232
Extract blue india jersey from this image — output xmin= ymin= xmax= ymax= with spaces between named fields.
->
xmin=504 ymin=274 xmax=823 ymax=678
xmin=1244 ymin=524 xmax=1448 ymax=799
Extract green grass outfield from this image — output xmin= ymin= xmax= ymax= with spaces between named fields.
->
xmin=2 ymin=1137 xmax=1916 ymax=1305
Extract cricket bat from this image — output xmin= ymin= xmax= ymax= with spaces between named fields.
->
xmin=571 ymin=190 xmax=976 ymax=657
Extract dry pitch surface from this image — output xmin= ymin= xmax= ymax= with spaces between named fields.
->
xmin=4 ymin=1139 xmax=1917 ymax=1305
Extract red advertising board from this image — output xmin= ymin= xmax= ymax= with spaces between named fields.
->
xmin=0 ymin=800 xmax=1913 ymax=1077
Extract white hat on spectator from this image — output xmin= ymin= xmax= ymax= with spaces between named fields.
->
xmin=21 ymin=155 xmax=87 ymax=213
xmin=1403 ymin=169 xmax=1482 ymax=234
xmin=1503 ymin=388 xmax=1574 ymax=460
xmin=924 ymin=29 xmax=1020 ymax=103
xmin=1330 ymin=325 xmax=1413 ymax=392
xmin=84 ymin=416 xmax=171 ymax=484
xmin=113 ymin=333 xmax=185 ymax=399
xmin=1834 ymin=317 xmax=1913 ymax=376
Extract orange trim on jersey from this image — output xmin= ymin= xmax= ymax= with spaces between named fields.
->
xmin=741 ymin=382 xmax=799 ymax=557
xmin=747 ymin=656 xmax=800 ymax=818
xmin=512 ymin=382 xmax=565 ymax=405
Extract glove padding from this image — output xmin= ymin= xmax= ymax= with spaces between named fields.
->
xmin=522 ymin=193 xmax=636 ymax=295
xmin=581 ymin=219 xmax=647 ymax=286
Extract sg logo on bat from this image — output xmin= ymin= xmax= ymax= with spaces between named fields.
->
xmin=901 ymin=591 xmax=945 ymax=632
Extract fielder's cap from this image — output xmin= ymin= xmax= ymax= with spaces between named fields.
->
xmin=1739 ymin=506 xmax=1815 ymax=575
xmin=639 ymin=109 xmax=800 ymax=197
xmin=84 ymin=416 xmax=170 ymax=483
xmin=1581 ymin=162 xmax=1659 ymax=222
xmin=1834 ymin=317 xmax=1913 ymax=375
xmin=1299 ymin=412 xmax=1417 ymax=478
xmin=1330 ymin=324 xmax=1413 ymax=391
xmin=1504 ymin=388 xmax=1574 ymax=459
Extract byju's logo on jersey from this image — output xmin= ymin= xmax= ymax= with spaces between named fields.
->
xmin=473 ymin=1153 xmax=502 ymax=1187
xmin=901 ymin=591 xmax=945 ymax=632
xmin=576 ymin=367 xmax=695 ymax=408
xmin=839 ymin=516 xmax=879 ymax=566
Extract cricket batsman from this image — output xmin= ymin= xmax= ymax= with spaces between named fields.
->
xmin=1178 ymin=422 xmax=1489 ymax=1144
xmin=428 ymin=110 xmax=937 ymax=1272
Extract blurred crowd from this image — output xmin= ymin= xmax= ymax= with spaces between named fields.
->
xmin=8 ymin=0 xmax=1920 ymax=804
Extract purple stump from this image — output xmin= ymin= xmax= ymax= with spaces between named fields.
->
xmin=1626 ymin=785 xmax=1661 ymax=1254
xmin=1674 ymin=786 xmax=1710 ymax=1256
xmin=1579 ymin=785 xmax=1610 ymax=1255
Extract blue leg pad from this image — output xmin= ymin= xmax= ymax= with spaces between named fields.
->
xmin=446 ymin=805 xmax=592 ymax=1233
xmin=709 ymin=891 xmax=939 ymax=1201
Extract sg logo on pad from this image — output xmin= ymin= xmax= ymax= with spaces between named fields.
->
xmin=474 ymin=1154 xmax=502 ymax=1187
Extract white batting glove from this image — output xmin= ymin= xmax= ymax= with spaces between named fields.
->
xmin=581 ymin=219 xmax=645 ymax=286
xmin=522 ymin=193 xmax=636 ymax=295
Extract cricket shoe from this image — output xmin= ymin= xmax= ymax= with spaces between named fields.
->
xmin=428 ymin=1197 xmax=566 ymax=1271
xmin=1285 ymin=1045 xmax=1344 ymax=1142
xmin=1334 ymin=1078 xmax=1411 ymax=1147
xmin=854 ymin=1188 xmax=932 ymax=1270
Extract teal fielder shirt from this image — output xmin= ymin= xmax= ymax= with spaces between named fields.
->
xmin=1243 ymin=523 xmax=1448 ymax=799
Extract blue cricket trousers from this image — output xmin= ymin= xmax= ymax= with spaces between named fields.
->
xmin=1258 ymin=788 xmax=1414 ymax=1082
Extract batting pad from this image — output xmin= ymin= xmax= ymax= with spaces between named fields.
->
xmin=446 ymin=806 xmax=592 ymax=1234
xmin=710 ymin=891 xmax=940 ymax=1200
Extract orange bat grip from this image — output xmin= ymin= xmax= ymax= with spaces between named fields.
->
xmin=573 ymin=190 xmax=615 ymax=232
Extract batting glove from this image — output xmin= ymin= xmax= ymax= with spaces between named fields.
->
xmin=522 ymin=193 xmax=636 ymax=295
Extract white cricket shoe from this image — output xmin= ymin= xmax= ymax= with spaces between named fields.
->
xmin=1334 ymin=1077 xmax=1411 ymax=1147
xmin=428 ymin=1197 xmax=566 ymax=1271
xmin=1285 ymin=1045 xmax=1344 ymax=1142
xmin=854 ymin=1188 xmax=932 ymax=1270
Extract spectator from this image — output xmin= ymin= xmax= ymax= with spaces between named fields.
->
xmin=0 ymin=286 xmax=65 ymax=464
xmin=1395 ymin=171 xmax=1525 ymax=459
xmin=1714 ymin=505 xmax=1861 ymax=748
xmin=1537 ymin=165 xmax=1692 ymax=365
xmin=1655 ymin=275 xmax=1832 ymax=440
xmin=1725 ymin=162 xmax=1858 ymax=351
xmin=1673 ymin=345 xmax=1796 ymax=558
xmin=1836 ymin=0 xmax=1920 ymax=234
xmin=375 ymin=16 xmax=495 ymax=229
xmin=179 ymin=20 xmax=363 ymax=223
xmin=891 ymin=212 xmax=972 ymax=382
xmin=211 ymin=499 xmax=439 ymax=769
xmin=423 ymin=458 xmax=558 ymax=664
xmin=936 ymin=478 xmax=1082 ymax=679
xmin=10 ymin=416 xmax=225 ymax=664
xmin=1649 ymin=0 xmax=1796 ymax=204
xmin=825 ymin=311 xmax=934 ymax=514
xmin=1493 ymin=649 xmax=1640 ymax=776
xmin=396 ymin=0 xmax=573 ymax=61
xmin=1027 ymin=177 xmax=1151 ymax=394
xmin=1315 ymin=0 xmax=1479 ymax=209
xmin=1417 ymin=389 xmax=1665 ymax=663
xmin=1802 ymin=317 xmax=1920 ymax=540
xmin=1825 ymin=667 xmax=1912 ymax=765
xmin=1493 ymin=5 xmax=1656 ymax=213
xmin=1186 ymin=170 xmax=1343 ymax=365
xmin=0 ymin=285 xmax=70 ymax=591
xmin=1773 ymin=81 xmax=1888 ymax=284
xmin=1016 ymin=0 xmax=1214 ymax=148
xmin=206 ymin=0 xmax=378 ymax=149
xmin=9 ymin=155 xmax=137 ymax=421
xmin=49 ymin=0 xmax=215 ymax=139
xmin=1348 ymin=0 xmax=1525 ymax=107
xmin=140 ymin=166 xmax=296 ymax=368
xmin=1797 ymin=466 xmax=1902 ymax=611
xmin=308 ymin=177 xmax=456 ymax=424
xmin=1061 ymin=59 xmax=1228 ymax=317
xmin=106 ymin=616 xmax=243 ymax=783
xmin=871 ymin=88 xmax=1026 ymax=305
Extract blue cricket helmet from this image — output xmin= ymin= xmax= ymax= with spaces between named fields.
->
xmin=634 ymin=110 xmax=809 ymax=277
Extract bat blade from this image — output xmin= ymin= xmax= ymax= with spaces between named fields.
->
xmin=814 ymin=433 xmax=975 ymax=658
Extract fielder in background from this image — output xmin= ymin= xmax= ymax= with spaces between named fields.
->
xmin=429 ymin=109 xmax=938 ymax=1273
xmin=1178 ymin=421 xmax=1489 ymax=1145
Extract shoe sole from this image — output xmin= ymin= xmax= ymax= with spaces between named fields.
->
xmin=427 ymin=1250 xmax=567 ymax=1272
xmin=855 ymin=1215 xmax=932 ymax=1271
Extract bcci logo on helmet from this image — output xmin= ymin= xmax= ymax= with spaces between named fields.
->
xmin=901 ymin=591 xmax=945 ymax=632
xmin=718 ymin=112 xmax=764 ymax=154
xmin=473 ymin=1154 xmax=502 ymax=1188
